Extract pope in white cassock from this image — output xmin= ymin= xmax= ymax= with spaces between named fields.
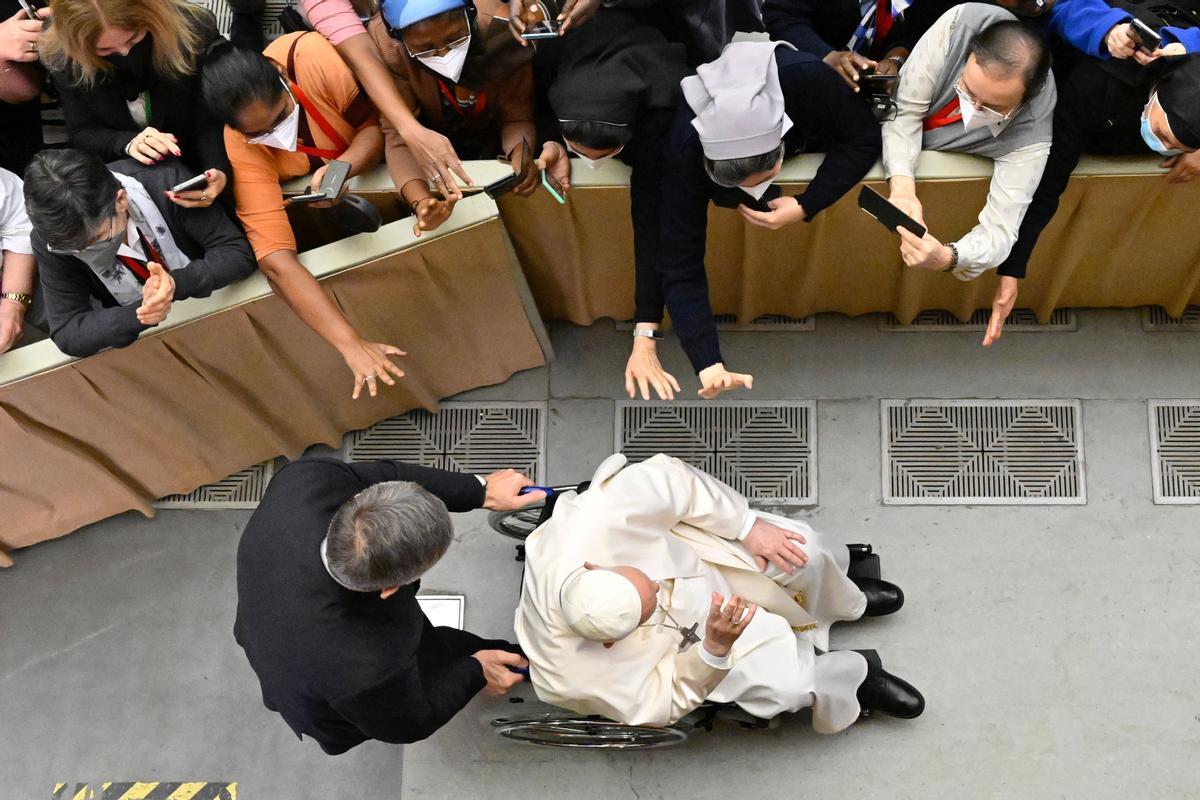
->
xmin=514 ymin=454 xmax=924 ymax=730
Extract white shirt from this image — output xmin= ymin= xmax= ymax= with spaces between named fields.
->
xmin=0 ymin=168 xmax=33 ymax=257
xmin=881 ymin=5 xmax=1051 ymax=279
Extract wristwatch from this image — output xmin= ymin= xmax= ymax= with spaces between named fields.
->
xmin=1 ymin=292 xmax=32 ymax=307
xmin=632 ymin=329 xmax=663 ymax=340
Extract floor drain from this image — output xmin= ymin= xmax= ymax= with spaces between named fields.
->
xmin=1149 ymin=401 xmax=1200 ymax=504
xmin=156 ymin=461 xmax=276 ymax=509
xmin=1141 ymin=306 xmax=1200 ymax=331
xmin=344 ymin=402 xmax=546 ymax=482
xmin=616 ymin=401 xmax=816 ymax=504
xmin=882 ymin=399 xmax=1086 ymax=505
xmin=881 ymin=308 xmax=1076 ymax=331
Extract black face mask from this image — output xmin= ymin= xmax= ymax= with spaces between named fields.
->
xmin=106 ymin=33 xmax=154 ymax=79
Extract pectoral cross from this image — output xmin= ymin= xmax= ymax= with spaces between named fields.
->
xmin=676 ymin=622 xmax=701 ymax=652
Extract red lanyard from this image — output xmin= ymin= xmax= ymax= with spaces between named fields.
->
xmin=290 ymin=80 xmax=348 ymax=160
xmin=436 ymin=78 xmax=487 ymax=118
xmin=923 ymin=96 xmax=962 ymax=132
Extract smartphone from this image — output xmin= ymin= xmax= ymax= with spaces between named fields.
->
xmin=523 ymin=19 xmax=561 ymax=39
xmin=1129 ymin=18 xmax=1162 ymax=51
xmin=170 ymin=173 xmax=208 ymax=193
xmin=288 ymin=192 xmax=329 ymax=204
xmin=484 ymin=140 xmax=531 ymax=199
xmin=318 ymin=159 xmax=352 ymax=199
xmin=16 ymin=0 xmax=45 ymax=17
xmin=541 ymin=169 xmax=566 ymax=204
xmin=857 ymin=185 xmax=927 ymax=239
xmin=860 ymin=73 xmax=898 ymax=95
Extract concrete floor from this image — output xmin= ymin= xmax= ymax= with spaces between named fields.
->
xmin=3 ymin=311 xmax=1199 ymax=800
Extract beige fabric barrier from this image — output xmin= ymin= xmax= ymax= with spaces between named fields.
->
xmin=0 ymin=196 xmax=550 ymax=561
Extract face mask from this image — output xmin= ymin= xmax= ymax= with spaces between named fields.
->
xmin=1141 ymin=93 xmax=1182 ymax=157
xmin=956 ymin=85 xmax=1012 ymax=136
xmin=247 ymin=81 xmax=301 ymax=151
xmin=565 ymin=142 xmax=623 ymax=170
xmin=74 ymin=219 xmax=128 ymax=270
xmin=417 ymin=35 xmax=471 ymax=83
xmin=741 ymin=176 xmax=774 ymax=200
xmin=106 ymin=33 xmax=153 ymax=76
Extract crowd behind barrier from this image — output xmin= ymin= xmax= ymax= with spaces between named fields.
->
xmin=1 ymin=152 xmax=1196 ymax=565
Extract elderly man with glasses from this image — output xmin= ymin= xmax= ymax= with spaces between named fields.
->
xmin=22 ymin=149 xmax=255 ymax=358
xmin=881 ymin=4 xmax=1055 ymax=347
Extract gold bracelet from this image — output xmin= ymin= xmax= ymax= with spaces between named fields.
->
xmin=1 ymin=292 xmax=32 ymax=307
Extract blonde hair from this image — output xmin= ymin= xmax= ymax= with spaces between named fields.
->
xmin=40 ymin=0 xmax=207 ymax=86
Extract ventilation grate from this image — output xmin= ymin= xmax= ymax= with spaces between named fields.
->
xmin=882 ymin=400 xmax=1085 ymax=505
xmin=881 ymin=308 xmax=1076 ymax=331
xmin=156 ymin=461 xmax=276 ymax=509
xmin=1141 ymin=306 xmax=1200 ymax=331
xmin=345 ymin=402 xmax=545 ymax=481
xmin=1149 ymin=401 xmax=1200 ymax=504
xmin=617 ymin=315 xmax=813 ymax=332
xmin=616 ymin=401 xmax=816 ymax=504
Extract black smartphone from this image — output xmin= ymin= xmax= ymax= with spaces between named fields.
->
xmin=1129 ymin=18 xmax=1162 ymax=51
xmin=483 ymin=140 xmax=531 ymax=199
xmin=318 ymin=159 xmax=352 ymax=199
xmin=857 ymin=185 xmax=927 ymax=239
xmin=170 ymin=173 xmax=208 ymax=193
xmin=860 ymin=73 xmax=898 ymax=95
xmin=523 ymin=19 xmax=561 ymax=39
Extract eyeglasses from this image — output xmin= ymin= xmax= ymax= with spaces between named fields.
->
xmin=404 ymin=32 xmax=470 ymax=60
xmin=47 ymin=214 xmax=119 ymax=255
xmin=954 ymin=78 xmax=1019 ymax=123
xmin=243 ymin=78 xmax=296 ymax=142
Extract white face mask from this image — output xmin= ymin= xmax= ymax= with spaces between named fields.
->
xmin=417 ymin=35 xmax=471 ymax=83
xmin=741 ymin=176 xmax=774 ymax=200
xmin=956 ymin=86 xmax=1012 ymax=137
xmin=247 ymin=80 xmax=301 ymax=151
xmin=565 ymin=142 xmax=623 ymax=170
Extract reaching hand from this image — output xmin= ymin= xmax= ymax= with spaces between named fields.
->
xmin=1134 ymin=41 xmax=1186 ymax=66
xmin=0 ymin=7 xmax=47 ymax=64
xmin=1105 ymin=23 xmax=1138 ymax=60
xmin=482 ymin=468 xmax=545 ymax=511
xmin=822 ymin=50 xmax=878 ymax=92
xmin=742 ymin=517 xmax=808 ymax=574
xmin=1163 ymin=150 xmax=1200 ymax=184
xmin=342 ymin=340 xmax=407 ymax=400
xmin=411 ymin=196 xmax=456 ymax=237
xmin=739 ymin=196 xmax=805 ymax=230
xmin=898 ymin=227 xmax=953 ymax=271
xmin=557 ymin=0 xmax=601 ymax=33
xmin=401 ymin=122 xmax=471 ymax=195
xmin=0 ymin=298 xmax=25 ymax=354
xmin=167 ymin=169 xmax=226 ymax=209
xmin=303 ymin=164 xmax=348 ymax=209
xmin=697 ymin=363 xmax=753 ymax=400
xmin=125 ymin=127 xmax=181 ymax=165
xmin=536 ymin=141 xmax=571 ymax=195
xmin=982 ymin=276 xmax=1019 ymax=347
xmin=625 ymin=335 xmax=680 ymax=401
xmin=507 ymin=0 xmax=541 ymax=45
xmin=136 ymin=262 xmax=176 ymax=326
xmin=471 ymin=650 xmax=529 ymax=696
xmin=703 ymin=594 xmax=757 ymax=659
xmin=888 ymin=192 xmax=925 ymax=228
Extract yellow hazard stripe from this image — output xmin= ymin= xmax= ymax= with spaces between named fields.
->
xmin=165 ymin=784 xmax=209 ymax=800
xmin=54 ymin=782 xmax=237 ymax=800
xmin=115 ymin=784 xmax=157 ymax=800
xmin=72 ymin=786 xmax=92 ymax=800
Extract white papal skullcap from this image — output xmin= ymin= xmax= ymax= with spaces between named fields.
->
xmin=559 ymin=565 xmax=641 ymax=642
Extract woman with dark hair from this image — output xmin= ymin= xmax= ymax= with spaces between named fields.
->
xmin=40 ymin=0 xmax=228 ymax=210
xmin=540 ymin=8 xmax=689 ymax=401
xmin=201 ymin=33 xmax=398 ymax=400
xmin=22 ymin=149 xmax=256 ymax=358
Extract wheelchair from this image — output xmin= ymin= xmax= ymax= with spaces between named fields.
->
xmin=486 ymin=483 xmax=883 ymax=750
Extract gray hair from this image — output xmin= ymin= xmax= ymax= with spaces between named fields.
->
xmin=702 ymin=144 xmax=785 ymax=188
xmin=326 ymin=481 xmax=453 ymax=592
xmin=968 ymin=20 xmax=1051 ymax=104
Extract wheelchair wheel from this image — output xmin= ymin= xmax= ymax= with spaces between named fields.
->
xmin=492 ymin=715 xmax=690 ymax=750
xmin=487 ymin=505 xmax=546 ymax=541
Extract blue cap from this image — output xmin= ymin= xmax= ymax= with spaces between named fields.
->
xmin=381 ymin=0 xmax=466 ymax=30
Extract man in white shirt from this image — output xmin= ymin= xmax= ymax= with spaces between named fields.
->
xmin=882 ymin=4 xmax=1055 ymax=346
xmin=515 ymin=453 xmax=924 ymax=730
xmin=0 ymin=167 xmax=37 ymax=353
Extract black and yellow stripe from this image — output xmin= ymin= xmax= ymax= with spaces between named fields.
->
xmin=52 ymin=783 xmax=237 ymax=800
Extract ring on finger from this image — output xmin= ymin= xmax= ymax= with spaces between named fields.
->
xmin=201 ymin=191 xmax=209 ymax=201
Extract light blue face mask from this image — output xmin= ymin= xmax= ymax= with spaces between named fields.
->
xmin=1141 ymin=93 xmax=1183 ymax=157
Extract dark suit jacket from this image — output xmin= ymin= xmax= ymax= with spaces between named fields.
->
xmin=763 ymin=0 xmax=964 ymax=60
xmin=31 ymin=158 xmax=256 ymax=358
xmin=47 ymin=9 xmax=230 ymax=180
xmin=656 ymin=48 xmax=882 ymax=373
xmin=234 ymin=458 xmax=517 ymax=755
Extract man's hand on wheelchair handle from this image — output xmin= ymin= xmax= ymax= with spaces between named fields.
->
xmin=483 ymin=468 xmax=545 ymax=511
xmin=472 ymin=650 xmax=529 ymax=696
xmin=704 ymin=594 xmax=757 ymax=658
xmin=742 ymin=517 xmax=807 ymax=574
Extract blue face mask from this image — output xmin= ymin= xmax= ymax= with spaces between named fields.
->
xmin=1141 ymin=93 xmax=1183 ymax=157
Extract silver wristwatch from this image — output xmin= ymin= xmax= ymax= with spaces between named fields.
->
xmin=632 ymin=329 xmax=663 ymax=340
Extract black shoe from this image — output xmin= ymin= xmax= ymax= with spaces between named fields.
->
xmin=854 ymin=650 xmax=924 ymax=719
xmin=229 ymin=12 xmax=265 ymax=52
xmin=852 ymin=576 xmax=904 ymax=617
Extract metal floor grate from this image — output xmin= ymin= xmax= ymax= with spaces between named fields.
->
xmin=156 ymin=461 xmax=276 ymax=509
xmin=881 ymin=308 xmax=1077 ymax=331
xmin=882 ymin=400 xmax=1086 ymax=505
xmin=617 ymin=315 xmax=813 ymax=332
xmin=345 ymin=402 xmax=545 ymax=481
xmin=1141 ymin=306 xmax=1200 ymax=331
xmin=1149 ymin=401 xmax=1200 ymax=504
xmin=616 ymin=401 xmax=816 ymax=504
xmin=188 ymin=0 xmax=295 ymax=39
